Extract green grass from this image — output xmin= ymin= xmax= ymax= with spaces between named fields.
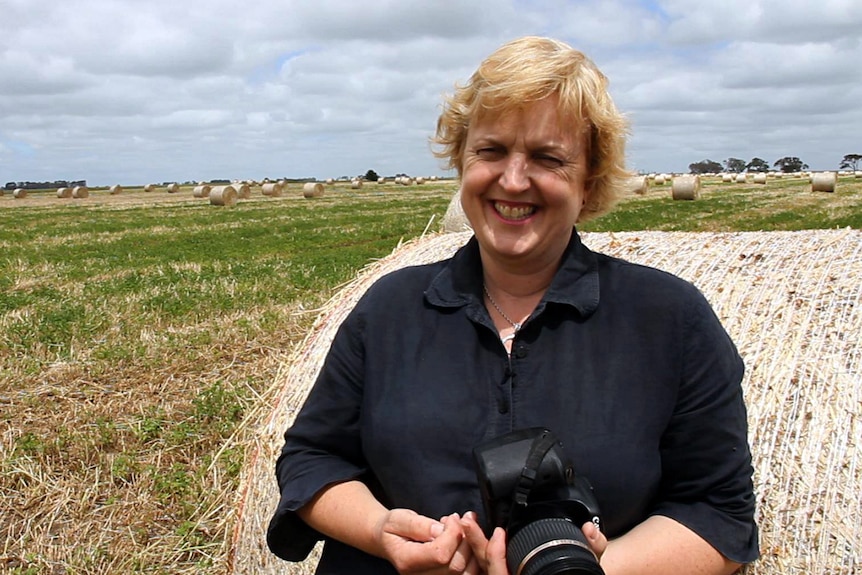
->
xmin=0 ymin=177 xmax=860 ymax=573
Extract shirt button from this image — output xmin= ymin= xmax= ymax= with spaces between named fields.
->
xmin=513 ymin=345 xmax=528 ymax=359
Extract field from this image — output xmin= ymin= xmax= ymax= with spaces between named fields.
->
xmin=1 ymin=175 xmax=861 ymax=574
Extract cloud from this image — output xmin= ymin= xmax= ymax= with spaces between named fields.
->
xmin=1 ymin=0 xmax=860 ymax=185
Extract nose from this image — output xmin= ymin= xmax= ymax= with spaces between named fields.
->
xmin=499 ymin=153 xmax=530 ymax=194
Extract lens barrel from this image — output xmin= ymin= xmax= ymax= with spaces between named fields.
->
xmin=506 ymin=518 xmax=605 ymax=575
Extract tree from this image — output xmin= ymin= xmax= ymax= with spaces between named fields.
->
xmin=688 ymin=159 xmax=723 ymax=174
xmin=364 ymin=169 xmax=379 ymax=182
xmin=839 ymin=154 xmax=862 ymax=171
xmin=724 ymin=157 xmax=747 ymax=173
xmin=746 ymin=157 xmax=770 ymax=172
xmin=773 ymin=156 xmax=809 ymax=173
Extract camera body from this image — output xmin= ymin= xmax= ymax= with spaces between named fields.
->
xmin=473 ymin=428 xmax=605 ymax=575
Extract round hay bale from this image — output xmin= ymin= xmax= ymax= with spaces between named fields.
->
xmin=721 ymin=173 xmax=734 ymax=183
xmin=166 ymin=183 xmax=180 ymax=194
xmin=56 ymin=187 xmax=72 ymax=198
xmin=227 ymin=228 xmax=862 ymax=575
xmin=854 ymin=171 xmax=862 ymax=179
xmin=233 ymin=182 xmax=251 ymax=199
xmin=325 ymin=178 xmax=334 ymax=185
xmin=72 ymin=186 xmax=89 ymax=199
xmin=193 ymin=184 xmax=212 ymax=198
xmin=13 ymin=188 xmax=26 ymax=199
xmin=109 ymin=184 xmax=122 ymax=195
xmin=209 ymin=185 xmax=238 ymax=206
xmin=350 ymin=180 xmax=363 ymax=190
xmin=625 ymin=175 xmax=648 ymax=195
xmin=735 ymin=173 xmax=747 ymax=183
xmin=415 ymin=177 xmax=426 ymax=185
xmin=401 ymin=177 xmax=414 ymax=186
xmin=441 ymin=189 xmax=472 ymax=233
xmin=261 ymin=183 xmax=283 ymax=197
xmin=653 ymin=174 xmax=665 ymax=185
xmin=671 ymin=175 xmax=700 ymax=200
xmin=752 ymin=173 xmax=767 ymax=184
xmin=811 ymin=172 xmax=837 ymax=193
xmin=377 ymin=177 xmax=386 ymax=184
xmin=144 ymin=184 xmax=157 ymax=193
xmin=302 ymin=182 xmax=325 ymax=198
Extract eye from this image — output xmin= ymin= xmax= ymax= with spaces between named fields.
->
xmin=476 ymin=146 xmax=505 ymax=159
xmin=535 ymin=153 xmax=564 ymax=168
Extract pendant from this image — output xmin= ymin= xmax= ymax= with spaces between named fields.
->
xmin=501 ymin=333 xmax=516 ymax=344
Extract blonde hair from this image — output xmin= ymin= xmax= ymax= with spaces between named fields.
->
xmin=433 ymin=36 xmax=630 ymax=222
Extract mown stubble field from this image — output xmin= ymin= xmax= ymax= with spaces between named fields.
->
xmin=1 ymin=175 xmax=860 ymax=574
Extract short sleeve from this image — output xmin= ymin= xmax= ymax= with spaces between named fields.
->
xmin=652 ymin=290 xmax=759 ymax=563
xmin=266 ymin=307 xmax=369 ymax=561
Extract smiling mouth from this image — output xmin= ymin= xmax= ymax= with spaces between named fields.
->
xmin=493 ymin=201 xmax=536 ymax=221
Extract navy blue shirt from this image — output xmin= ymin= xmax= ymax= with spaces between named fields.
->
xmin=268 ymin=232 xmax=759 ymax=573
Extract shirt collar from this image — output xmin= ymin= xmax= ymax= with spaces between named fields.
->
xmin=424 ymin=230 xmax=600 ymax=318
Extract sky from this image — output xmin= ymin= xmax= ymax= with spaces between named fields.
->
xmin=1 ymin=0 xmax=861 ymax=187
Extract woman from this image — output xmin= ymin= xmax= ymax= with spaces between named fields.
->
xmin=268 ymin=36 xmax=758 ymax=574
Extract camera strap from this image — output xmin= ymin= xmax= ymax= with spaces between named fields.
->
xmin=513 ymin=430 xmax=558 ymax=507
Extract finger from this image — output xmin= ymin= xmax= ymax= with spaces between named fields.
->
xmin=386 ymin=508 xmax=444 ymax=542
xmin=448 ymin=529 xmax=474 ymax=573
xmin=486 ymin=527 xmax=508 ymax=575
xmin=463 ymin=554 xmax=482 ymax=575
xmin=460 ymin=512 xmax=490 ymax=564
xmin=581 ymin=521 xmax=607 ymax=559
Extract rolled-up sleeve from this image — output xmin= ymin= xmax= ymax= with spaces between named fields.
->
xmin=267 ymin=307 xmax=368 ymax=561
xmin=652 ymin=290 xmax=759 ymax=563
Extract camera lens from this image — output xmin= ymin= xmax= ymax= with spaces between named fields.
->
xmin=507 ymin=518 xmax=605 ymax=575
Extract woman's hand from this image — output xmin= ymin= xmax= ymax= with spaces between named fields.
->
xmin=461 ymin=513 xmax=608 ymax=575
xmin=376 ymin=509 xmax=481 ymax=574
xmin=461 ymin=511 xmax=508 ymax=575
xmin=581 ymin=520 xmax=608 ymax=563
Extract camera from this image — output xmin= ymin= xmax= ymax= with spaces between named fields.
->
xmin=473 ymin=428 xmax=605 ymax=575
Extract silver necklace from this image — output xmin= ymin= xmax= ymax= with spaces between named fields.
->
xmin=483 ymin=284 xmax=522 ymax=344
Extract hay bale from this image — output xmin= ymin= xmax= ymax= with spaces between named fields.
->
xmin=854 ymin=171 xmax=862 ymax=179
xmin=415 ymin=177 xmax=426 ymax=185
xmin=144 ymin=184 xmax=157 ymax=192
xmin=722 ymin=173 xmax=734 ymax=183
xmin=166 ymin=183 xmax=180 ymax=194
xmin=227 ymin=228 xmax=862 ymax=575
xmin=377 ymin=177 xmax=386 ymax=184
xmin=671 ymin=175 xmax=700 ymax=200
xmin=350 ymin=180 xmax=363 ymax=190
xmin=193 ymin=184 xmax=211 ymax=198
xmin=261 ymin=183 xmax=283 ymax=197
xmin=13 ymin=188 xmax=26 ymax=199
xmin=441 ymin=189 xmax=472 ymax=233
xmin=752 ymin=173 xmax=767 ymax=184
xmin=735 ymin=173 xmax=747 ymax=183
xmin=109 ymin=184 xmax=122 ymax=195
xmin=233 ymin=182 xmax=251 ymax=199
xmin=72 ymin=186 xmax=89 ymax=198
xmin=302 ymin=183 xmax=325 ymax=198
xmin=209 ymin=185 xmax=238 ymax=206
xmin=811 ymin=172 xmax=837 ymax=193
xmin=653 ymin=174 xmax=665 ymax=185
xmin=625 ymin=175 xmax=648 ymax=195
xmin=401 ymin=177 xmax=414 ymax=186
xmin=56 ymin=187 xmax=72 ymax=198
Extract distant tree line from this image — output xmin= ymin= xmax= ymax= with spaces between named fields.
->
xmin=4 ymin=179 xmax=87 ymax=190
xmin=688 ymin=157 xmax=810 ymax=175
xmin=688 ymin=154 xmax=862 ymax=175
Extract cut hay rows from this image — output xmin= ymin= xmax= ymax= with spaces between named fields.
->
xmin=227 ymin=229 xmax=862 ymax=575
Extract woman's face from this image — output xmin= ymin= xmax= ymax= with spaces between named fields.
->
xmin=460 ymin=96 xmax=590 ymax=270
